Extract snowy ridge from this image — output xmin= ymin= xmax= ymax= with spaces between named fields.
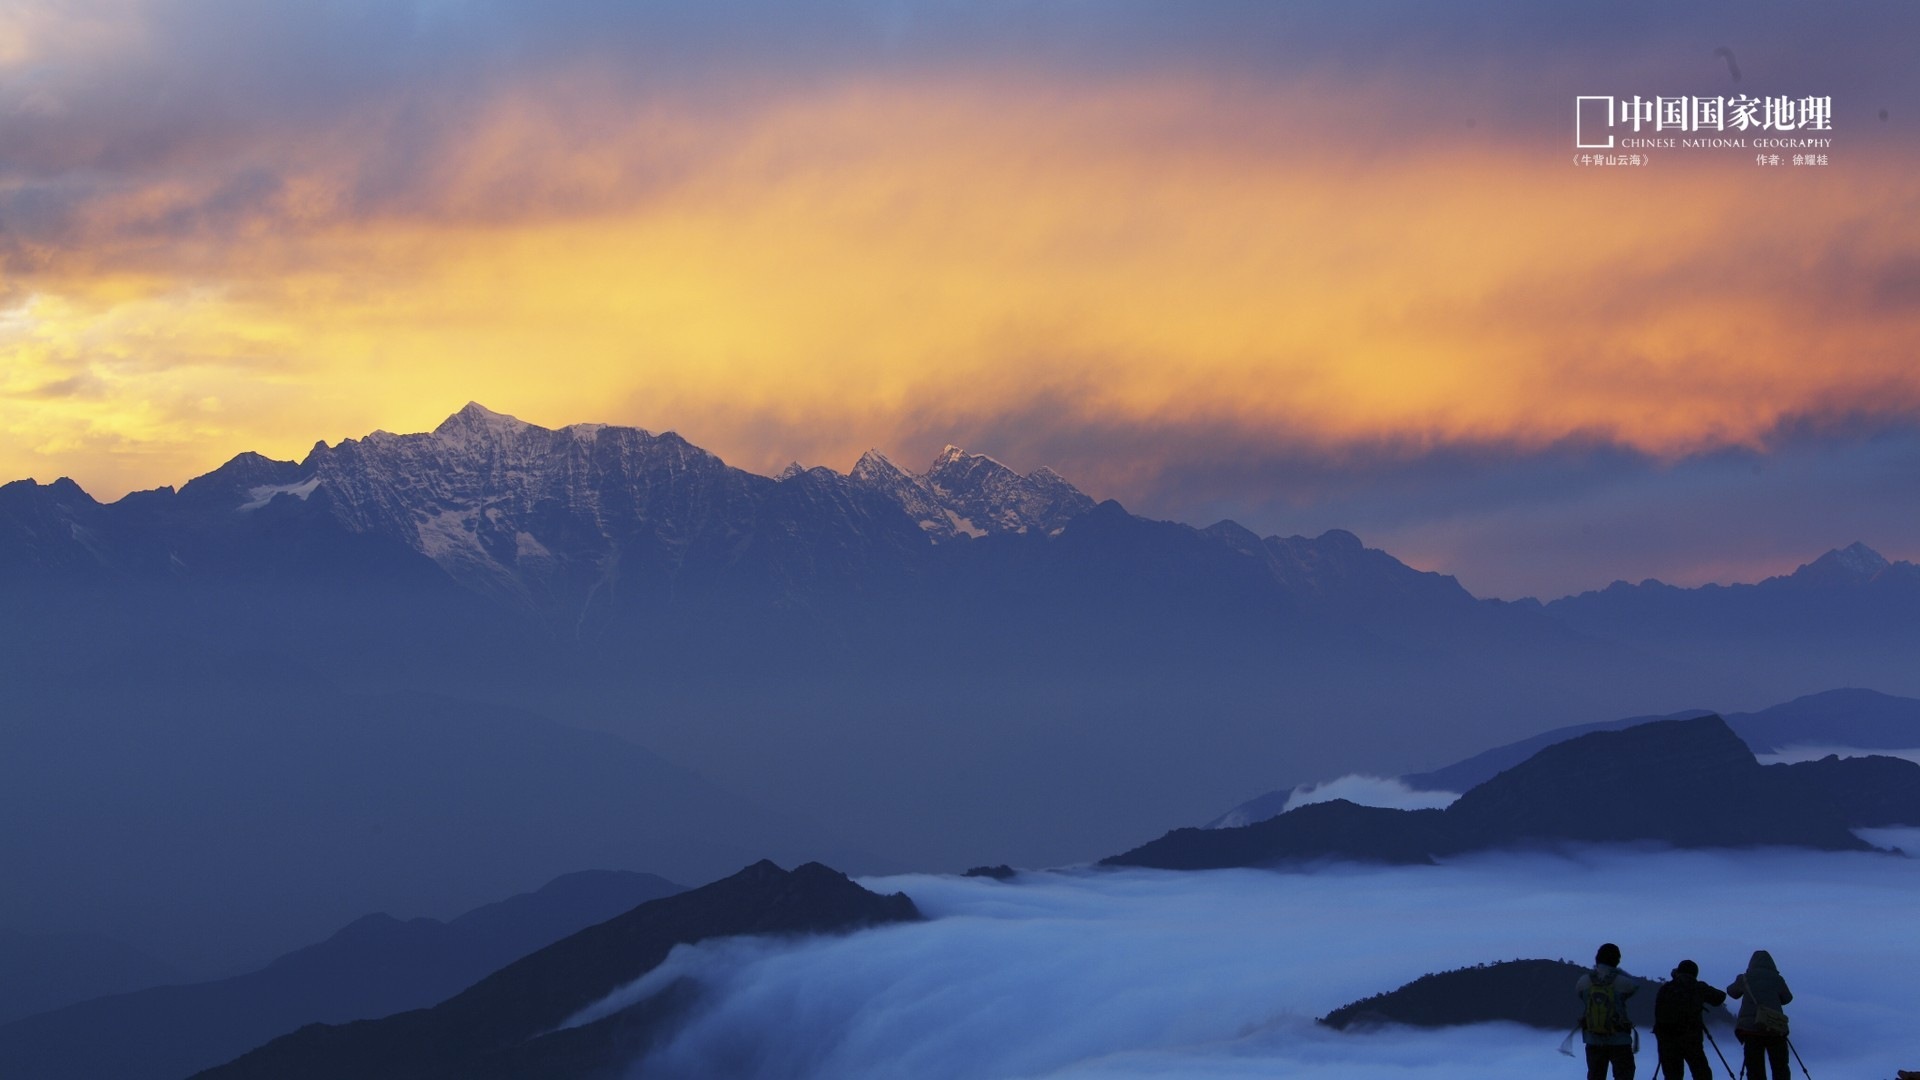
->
xmin=221 ymin=404 xmax=1107 ymax=617
xmin=289 ymin=403 xmax=748 ymax=608
xmin=847 ymin=445 xmax=1095 ymax=541
xmin=238 ymin=476 xmax=321 ymax=511
xmin=94 ymin=404 xmax=1100 ymax=615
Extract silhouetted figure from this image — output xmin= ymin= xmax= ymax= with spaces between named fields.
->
xmin=1727 ymin=950 xmax=1793 ymax=1080
xmin=1576 ymin=942 xmax=1640 ymax=1079
xmin=1653 ymin=959 xmax=1727 ymax=1079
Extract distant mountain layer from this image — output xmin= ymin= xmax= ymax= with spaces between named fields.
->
xmin=1320 ymin=959 xmax=1733 ymax=1032
xmin=192 ymin=861 xmax=920 ymax=1080
xmin=1729 ymin=688 xmax=1920 ymax=754
xmin=6 ymin=404 xmax=1719 ymax=911
xmin=1540 ymin=542 xmax=1920 ymax=691
xmin=1107 ymin=716 xmax=1915 ymax=869
xmin=0 ymin=871 xmax=682 ymax=1080
xmin=1548 ymin=542 xmax=1920 ymax=632
xmin=1212 ymin=688 xmax=1920 ymax=828
xmin=0 ymin=402 xmax=1103 ymax=612
xmin=7 ymin=404 xmax=1920 ymax=960
xmin=0 ymin=931 xmax=182 ymax=1027
xmin=0 ymin=673 xmax=843 ymax=976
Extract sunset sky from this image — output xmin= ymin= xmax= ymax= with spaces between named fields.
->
xmin=3 ymin=0 xmax=1917 ymax=597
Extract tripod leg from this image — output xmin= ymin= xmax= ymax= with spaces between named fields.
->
xmin=1785 ymin=1037 xmax=1812 ymax=1080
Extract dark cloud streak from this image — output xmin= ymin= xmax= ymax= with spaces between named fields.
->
xmin=8 ymin=0 xmax=1917 ymax=177
xmin=5 ymin=0 xmax=1917 ymax=266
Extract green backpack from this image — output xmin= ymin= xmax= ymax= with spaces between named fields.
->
xmin=1584 ymin=973 xmax=1631 ymax=1037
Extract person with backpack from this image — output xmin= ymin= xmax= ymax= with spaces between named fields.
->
xmin=1576 ymin=942 xmax=1641 ymax=1079
xmin=1652 ymin=959 xmax=1727 ymax=1079
xmin=1727 ymin=949 xmax=1793 ymax=1080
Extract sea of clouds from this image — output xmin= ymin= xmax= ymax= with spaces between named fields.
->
xmin=580 ymin=845 xmax=1919 ymax=1079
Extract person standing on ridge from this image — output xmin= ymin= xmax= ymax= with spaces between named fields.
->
xmin=1577 ymin=942 xmax=1641 ymax=1079
xmin=1727 ymin=949 xmax=1793 ymax=1080
xmin=1653 ymin=959 xmax=1727 ymax=1079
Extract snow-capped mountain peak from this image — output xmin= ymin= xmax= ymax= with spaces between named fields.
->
xmin=433 ymin=401 xmax=532 ymax=438
xmin=850 ymin=449 xmax=905 ymax=481
xmin=280 ymin=405 xmax=743 ymax=609
xmin=8 ymin=406 xmax=1102 ymax=615
xmin=846 ymin=444 xmax=1094 ymax=540
xmin=848 ymin=449 xmax=948 ymax=534
xmin=926 ymin=445 xmax=1013 ymax=487
xmin=1792 ymin=542 xmax=1892 ymax=586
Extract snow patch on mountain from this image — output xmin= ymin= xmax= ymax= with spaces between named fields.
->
xmin=414 ymin=507 xmax=483 ymax=563
xmin=238 ymin=476 xmax=321 ymax=511
xmin=515 ymin=530 xmax=554 ymax=562
xmin=943 ymin=509 xmax=987 ymax=539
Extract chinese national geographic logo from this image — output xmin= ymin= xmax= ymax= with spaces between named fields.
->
xmin=1575 ymin=94 xmax=1834 ymax=149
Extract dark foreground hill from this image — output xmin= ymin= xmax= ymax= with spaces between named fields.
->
xmin=0 ymin=870 xmax=682 ymax=1080
xmin=192 ymin=861 xmax=919 ymax=1080
xmin=1106 ymin=716 xmax=1899 ymax=869
xmin=1320 ymin=958 xmax=1733 ymax=1032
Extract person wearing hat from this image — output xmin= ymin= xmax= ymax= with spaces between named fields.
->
xmin=1576 ymin=942 xmax=1641 ymax=1079
xmin=1652 ymin=959 xmax=1727 ymax=1079
xmin=1727 ymin=950 xmax=1794 ymax=1080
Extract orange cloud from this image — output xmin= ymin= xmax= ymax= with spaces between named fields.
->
xmin=5 ymin=70 xmax=1918 ymax=500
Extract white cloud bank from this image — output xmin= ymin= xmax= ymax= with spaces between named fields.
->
xmin=589 ymin=848 xmax=1920 ymax=1079
xmin=1281 ymin=774 xmax=1461 ymax=813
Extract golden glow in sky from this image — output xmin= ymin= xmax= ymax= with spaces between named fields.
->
xmin=3 ymin=1 xmax=1917 ymax=594
xmin=8 ymin=76 xmax=1918 ymax=493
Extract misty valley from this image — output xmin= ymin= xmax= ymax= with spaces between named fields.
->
xmin=5 ymin=407 xmax=1919 ymax=1078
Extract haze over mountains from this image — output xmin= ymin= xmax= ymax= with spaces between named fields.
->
xmin=1543 ymin=542 xmax=1920 ymax=696
xmin=0 ymin=870 xmax=684 ymax=1080
xmin=6 ymin=404 xmax=1919 ymax=973
xmin=14 ymin=699 xmax=1913 ymax=1079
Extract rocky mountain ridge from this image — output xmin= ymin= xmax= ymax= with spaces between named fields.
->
xmin=0 ymin=403 xmax=1544 ymax=621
